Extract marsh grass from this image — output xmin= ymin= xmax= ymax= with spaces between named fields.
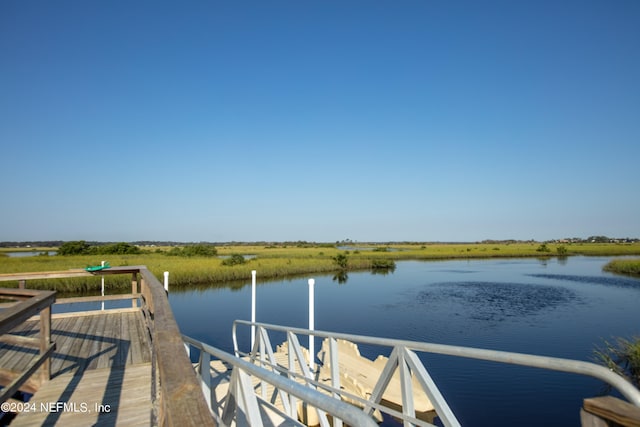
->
xmin=1 ymin=242 xmax=639 ymax=294
xmin=603 ymin=258 xmax=640 ymax=277
xmin=595 ymin=336 xmax=640 ymax=388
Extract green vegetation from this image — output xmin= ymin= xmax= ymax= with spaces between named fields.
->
xmin=166 ymin=244 xmax=218 ymax=257
xmin=603 ymin=258 xmax=640 ymax=277
xmin=536 ymin=243 xmax=551 ymax=253
xmin=332 ymin=253 xmax=349 ymax=269
xmin=221 ymin=254 xmax=246 ymax=266
xmin=1 ymin=241 xmax=639 ymax=294
xmin=58 ymin=241 xmax=141 ymax=256
xmin=371 ymin=259 xmax=396 ymax=270
xmin=595 ymin=336 xmax=640 ymax=388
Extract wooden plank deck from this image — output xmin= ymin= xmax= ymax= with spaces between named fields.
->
xmin=1 ymin=267 xmax=215 ymax=427
xmin=1 ymin=310 xmax=151 ymax=379
xmin=1 ymin=310 xmax=153 ymax=426
xmin=9 ymin=363 xmax=152 ymax=427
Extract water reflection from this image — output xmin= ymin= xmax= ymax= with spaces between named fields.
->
xmin=536 ymin=257 xmax=550 ymax=266
xmin=370 ymin=266 xmax=396 ymax=275
xmin=332 ymin=271 xmax=348 ymax=284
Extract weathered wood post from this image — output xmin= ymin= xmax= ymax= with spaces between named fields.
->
xmin=581 ymin=396 xmax=640 ymax=427
xmin=39 ymin=304 xmax=52 ymax=382
xmin=131 ymin=272 xmax=138 ymax=308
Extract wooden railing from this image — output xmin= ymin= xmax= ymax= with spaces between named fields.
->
xmin=0 ymin=288 xmax=56 ymax=400
xmin=581 ymin=396 xmax=640 ymax=427
xmin=137 ymin=268 xmax=215 ymax=427
xmin=0 ymin=266 xmax=215 ymax=427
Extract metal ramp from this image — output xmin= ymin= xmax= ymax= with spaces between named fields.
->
xmin=183 ymin=335 xmax=377 ymax=427
xmin=183 ymin=321 xmax=640 ymax=427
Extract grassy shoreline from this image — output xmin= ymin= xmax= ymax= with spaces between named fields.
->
xmin=1 ymin=242 xmax=640 ymax=293
xmin=603 ymin=258 xmax=640 ymax=277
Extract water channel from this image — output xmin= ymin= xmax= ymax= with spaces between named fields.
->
xmin=166 ymin=256 xmax=640 ymax=427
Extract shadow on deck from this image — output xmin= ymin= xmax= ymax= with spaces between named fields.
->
xmin=0 ymin=266 xmax=214 ymax=427
xmin=1 ymin=310 xmax=152 ymax=426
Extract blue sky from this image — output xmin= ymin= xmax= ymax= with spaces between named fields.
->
xmin=1 ymin=1 xmax=639 ymax=243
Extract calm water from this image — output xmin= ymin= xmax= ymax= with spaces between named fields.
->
xmin=166 ymin=256 xmax=640 ymax=427
xmin=4 ymin=251 xmax=57 ymax=257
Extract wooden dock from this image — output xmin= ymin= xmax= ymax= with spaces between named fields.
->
xmin=1 ymin=310 xmax=151 ymax=377
xmin=0 ymin=267 xmax=215 ymax=427
xmin=12 ymin=364 xmax=152 ymax=426
xmin=1 ymin=310 xmax=152 ymax=425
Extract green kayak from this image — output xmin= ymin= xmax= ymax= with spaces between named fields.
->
xmin=85 ymin=262 xmax=110 ymax=272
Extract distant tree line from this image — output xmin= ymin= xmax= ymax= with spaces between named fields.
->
xmin=56 ymin=241 xmax=221 ymax=258
xmin=2 ymin=236 xmax=638 ymax=250
xmin=57 ymin=241 xmax=141 ymax=255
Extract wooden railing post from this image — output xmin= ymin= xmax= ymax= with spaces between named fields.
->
xmin=39 ymin=305 xmax=52 ymax=382
xmin=131 ymin=272 xmax=138 ymax=308
xmin=0 ymin=288 xmax=56 ymax=402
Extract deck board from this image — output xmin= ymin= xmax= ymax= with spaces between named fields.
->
xmin=10 ymin=363 xmax=152 ymax=427
xmin=1 ymin=312 xmax=152 ymax=377
xmin=120 ymin=312 xmax=133 ymax=366
xmin=132 ymin=312 xmax=151 ymax=364
xmin=50 ymin=316 xmax=84 ymax=375
xmin=94 ymin=312 xmax=119 ymax=370
xmin=2 ymin=310 xmax=153 ymax=426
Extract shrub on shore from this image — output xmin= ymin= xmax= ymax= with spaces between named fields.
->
xmin=166 ymin=244 xmax=218 ymax=257
xmin=221 ymin=254 xmax=246 ymax=266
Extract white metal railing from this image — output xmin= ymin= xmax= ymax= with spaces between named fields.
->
xmin=233 ymin=321 xmax=458 ymax=427
xmin=232 ymin=320 xmax=640 ymax=427
xmin=182 ymin=334 xmax=378 ymax=427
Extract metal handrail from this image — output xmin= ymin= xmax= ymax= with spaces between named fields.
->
xmin=230 ymin=345 xmax=425 ymax=424
xmin=233 ymin=320 xmax=640 ymax=408
xmin=183 ymin=334 xmax=379 ymax=427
